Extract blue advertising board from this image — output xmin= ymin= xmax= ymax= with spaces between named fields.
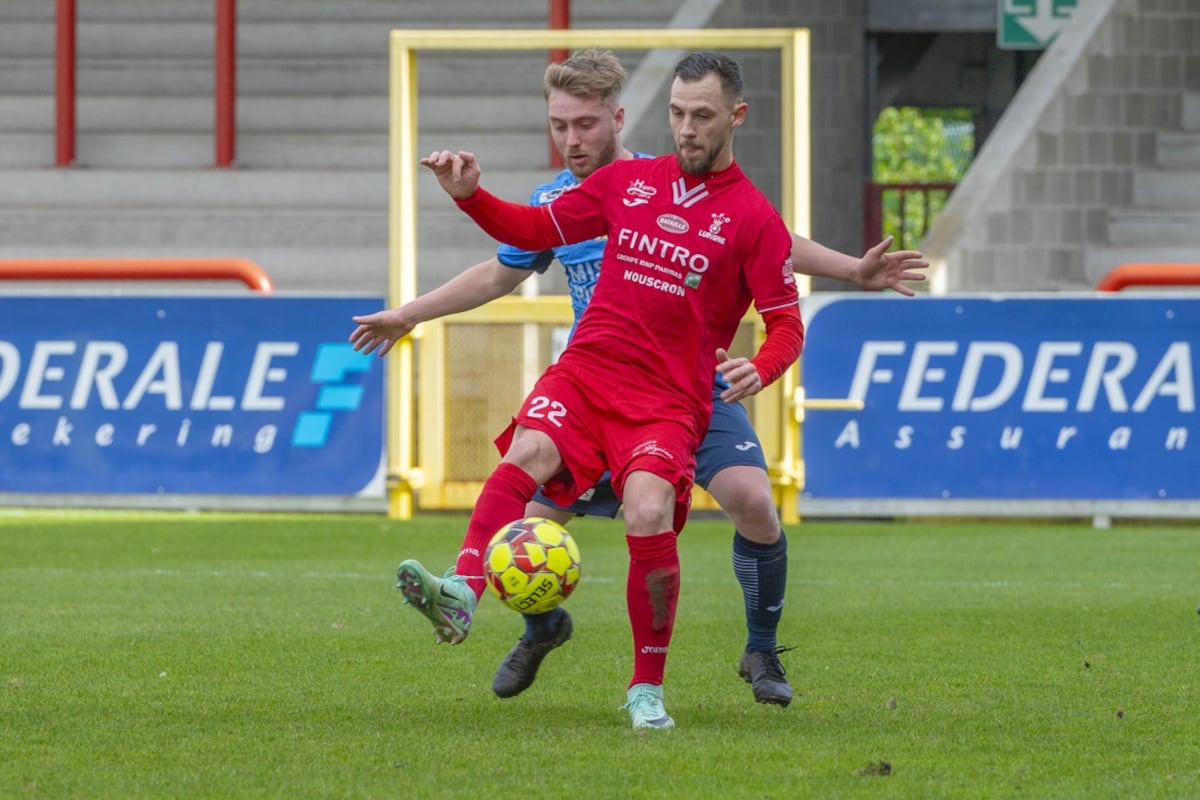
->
xmin=0 ymin=295 xmax=385 ymax=495
xmin=801 ymin=296 xmax=1198 ymax=500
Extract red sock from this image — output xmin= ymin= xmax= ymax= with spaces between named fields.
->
xmin=625 ymin=531 xmax=680 ymax=688
xmin=456 ymin=462 xmax=539 ymax=600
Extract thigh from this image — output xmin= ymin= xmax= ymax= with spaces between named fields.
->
xmin=504 ymin=365 xmax=608 ymax=508
xmin=694 ymin=399 xmax=768 ymax=489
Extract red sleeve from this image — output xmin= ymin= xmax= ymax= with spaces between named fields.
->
xmin=455 ymin=187 xmax=565 ymax=251
xmin=750 ymin=306 xmax=804 ymax=386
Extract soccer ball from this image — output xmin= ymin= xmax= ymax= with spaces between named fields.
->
xmin=484 ymin=517 xmax=582 ymax=614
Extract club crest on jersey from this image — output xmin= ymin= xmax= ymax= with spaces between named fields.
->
xmin=672 ymin=177 xmax=709 ymax=208
xmin=623 ymin=179 xmax=657 ymax=207
xmin=685 ymin=272 xmax=703 ymax=289
xmin=656 ymin=214 xmax=689 ymax=234
xmin=698 ymin=212 xmax=731 ymax=244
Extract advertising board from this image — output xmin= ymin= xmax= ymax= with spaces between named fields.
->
xmin=801 ymin=296 xmax=1197 ymax=502
xmin=0 ymin=296 xmax=385 ymax=496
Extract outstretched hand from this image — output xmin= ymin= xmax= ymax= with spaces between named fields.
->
xmin=715 ymin=347 xmax=763 ymax=403
xmin=419 ymin=149 xmax=481 ymax=200
xmin=348 ymin=309 xmax=415 ymax=357
xmin=854 ymin=235 xmax=929 ymax=296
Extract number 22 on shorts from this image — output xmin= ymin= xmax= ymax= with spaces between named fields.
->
xmin=527 ymin=395 xmax=568 ymax=427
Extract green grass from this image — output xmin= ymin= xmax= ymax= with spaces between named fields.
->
xmin=2 ymin=510 xmax=1198 ymax=799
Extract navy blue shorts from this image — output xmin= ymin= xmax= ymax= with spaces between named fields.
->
xmin=529 ymin=394 xmax=766 ymax=518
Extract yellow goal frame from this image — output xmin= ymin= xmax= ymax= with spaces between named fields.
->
xmin=386 ymin=28 xmax=811 ymax=520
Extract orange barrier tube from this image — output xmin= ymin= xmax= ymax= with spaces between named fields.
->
xmin=1095 ymin=262 xmax=1200 ymax=292
xmin=0 ymin=258 xmax=275 ymax=294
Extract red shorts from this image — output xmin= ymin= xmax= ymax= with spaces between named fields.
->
xmin=494 ymin=360 xmax=700 ymax=525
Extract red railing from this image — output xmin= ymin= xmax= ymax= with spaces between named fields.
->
xmin=547 ymin=0 xmax=570 ymax=169
xmin=0 ymin=258 xmax=275 ymax=293
xmin=215 ymin=0 xmax=237 ymax=167
xmin=55 ymin=1 xmax=573 ymax=171
xmin=54 ymin=0 xmax=238 ymax=168
xmin=1095 ymin=263 xmax=1200 ymax=292
xmin=55 ymin=0 xmax=76 ymax=166
xmin=863 ymin=181 xmax=956 ymax=251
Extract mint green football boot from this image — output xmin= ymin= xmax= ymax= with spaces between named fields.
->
xmin=396 ymin=560 xmax=476 ymax=644
xmin=622 ymin=683 xmax=675 ymax=730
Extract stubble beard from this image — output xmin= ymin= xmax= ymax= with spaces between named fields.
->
xmin=567 ymin=137 xmax=619 ymax=180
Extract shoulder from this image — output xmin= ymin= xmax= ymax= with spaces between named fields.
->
xmin=527 ymin=169 xmax=579 ymax=206
xmin=606 ymin=154 xmax=673 ymax=176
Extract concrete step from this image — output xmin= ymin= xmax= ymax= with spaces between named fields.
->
xmin=0 ymin=201 xmax=559 ymax=251
xmin=1106 ymin=208 xmax=1200 ymax=246
xmin=2 ymin=0 xmax=679 ymax=23
xmin=1157 ymin=132 xmax=1200 ymax=168
xmin=1131 ymin=169 xmax=1200 ymax=209
xmin=0 ymin=51 xmax=567 ymax=96
xmin=0 ymin=207 xmax=386 ymax=247
xmin=0 ymin=14 xmax=676 ymax=59
xmin=0 ymin=166 xmax=557 ymax=209
xmin=0 ymin=130 xmax=556 ymax=170
xmin=0 ymin=93 xmax=546 ymax=133
xmin=0 ymin=168 xmax=386 ymax=208
xmin=3 ymin=0 xmax=678 ymax=24
xmin=1184 ymin=93 xmax=1200 ymax=131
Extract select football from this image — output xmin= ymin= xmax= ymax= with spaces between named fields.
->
xmin=484 ymin=517 xmax=582 ymax=614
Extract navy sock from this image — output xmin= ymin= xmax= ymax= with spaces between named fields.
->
xmin=731 ymin=529 xmax=788 ymax=652
xmin=522 ymin=606 xmax=567 ymax=642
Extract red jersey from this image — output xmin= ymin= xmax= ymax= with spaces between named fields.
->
xmin=458 ymin=154 xmax=799 ymax=428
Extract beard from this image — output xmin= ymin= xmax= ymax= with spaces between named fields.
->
xmin=566 ymin=136 xmax=619 ymax=180
xmin=673 ymin=138 xmax=722 ymax=176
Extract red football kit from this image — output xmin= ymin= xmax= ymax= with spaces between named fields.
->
xmin=460 ymin=155 xmax=802 ymax=509
xmin=449 ymin=154 xmax=802 ymax=689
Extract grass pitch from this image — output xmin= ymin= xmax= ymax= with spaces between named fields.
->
xmin=2 ymin=510 xmax=1198 ymax=798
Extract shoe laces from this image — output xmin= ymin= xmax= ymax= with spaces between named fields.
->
xmin=622 ymin=684 xmax=666 ymax=716
xmin=758 ymin=645 xmax=796 ymax=682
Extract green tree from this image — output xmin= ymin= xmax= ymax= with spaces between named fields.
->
xmin=872 ymin=107 xmax=973 ymax=248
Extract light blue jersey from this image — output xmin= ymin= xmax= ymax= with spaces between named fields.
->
xmin=496 ymin=158 xmax=651 ymax=338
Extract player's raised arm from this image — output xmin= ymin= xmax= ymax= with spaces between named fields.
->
xmin=349 ymin=257 xmax=529 ymax=357
xmin=790 ymin=233 xmax=929 ymax=296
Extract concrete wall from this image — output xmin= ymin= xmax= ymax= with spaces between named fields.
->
xmin=923 ymin=0 xmax=1200 ymax=292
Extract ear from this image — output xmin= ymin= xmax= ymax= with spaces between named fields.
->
xmin=731 ymin=101 xmax=748 ymax=129
xmin=613 ymin=105 xmax=625 ymax=134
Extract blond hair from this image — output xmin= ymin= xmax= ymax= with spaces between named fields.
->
xmin=543 ymin=47 xmax=627 ymax=107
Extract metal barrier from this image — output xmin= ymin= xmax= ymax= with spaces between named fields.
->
xmin=0 ymin=258 xmax=275 ymax=294
xmin=1095 ymin=262 xmax=1200 ymax=292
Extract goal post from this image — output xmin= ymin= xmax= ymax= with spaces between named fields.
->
xmin=386 ymin=28 xmax=811 ymax=520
